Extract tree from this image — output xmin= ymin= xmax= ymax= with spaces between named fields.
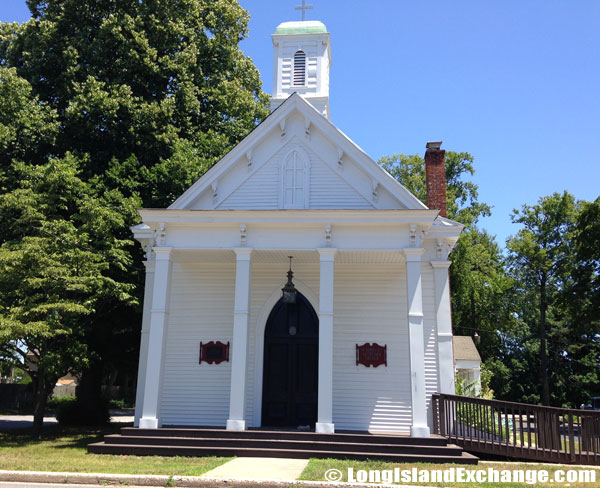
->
xmin=0 ymin=0 xmax=270 ymax=423
xmin=0 ymin=156 xmax=137 ymax=437
xmin=0 ymin=66 xmax=58 ymax=172
xmin=449 ymin=228 xmax=514 ymax=360
xmin=506 ymin=191 xmax=578 ymax=406
xmin=379 ymin=151 xmax=491 ymax=227
xmin=1 ymin=0 xmax=269 ymax=204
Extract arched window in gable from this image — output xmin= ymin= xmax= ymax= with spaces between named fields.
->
xmin=282 ymin=149 xmax=308 ymax=209
xmin=293 ymin=50 xmax=306 ymax=86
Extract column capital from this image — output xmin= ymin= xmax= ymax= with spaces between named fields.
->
xmin=430 ymin=260 xmax=452 ymax=269
xmin=317 ymin=248 xmax=337 ymax=260
xmin=153 ymin=247 xmax=173 ymax=260
xmin=403 ymin=248 xmax=425 ymax=261
xmin=233 ymin=247 xmax=253 ymax=259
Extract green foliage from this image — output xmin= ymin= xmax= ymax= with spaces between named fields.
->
xmin=0 ymin=66 xmax=58 ymax=171
xmin=0 ymin=0 xmax=270 ymax=434
xmin=0 ymin=155 xmax=138 ymax=433
xmin=1 ymin=0 xmax=270 ymax=205
xmin=379 ymin=151 xmax=491 ymax=227
xmin=503 ymin=191 xmax=600 ymax=407
xmin=54 ymin=396 xmax=109 ymax=426
xmin=449 ymin=228 xmax=514 ymax=359
xmin=46 ymin=395 xmax=76 ymax=412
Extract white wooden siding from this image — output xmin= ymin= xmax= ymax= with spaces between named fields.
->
xmin=158 ymin=259 xmax=417 ymax=433
xmin=218 ymin=141 xmax=373 ymax=210
xmin=159 ymin=261 xmax=235 ymax=426
xmin=332 ymin=263 xmax=411 ymax=432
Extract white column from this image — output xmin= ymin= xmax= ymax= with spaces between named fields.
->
xmin=404 ymin=248 xmax=430 ymax=437
xmin=473 ymin=367 xmax=482 ymax=396
xmin=134 ymin=260 xmax=155 ymax=427
xmin=227 ymin=248 xmax=253 ymax=431
xmin=431 ymin=260 xmax=455 ymax=395
xmin=316 ymin=248 xmax=337 ymax=434
xmin=139 ymin=247 xmax=173 ymax=429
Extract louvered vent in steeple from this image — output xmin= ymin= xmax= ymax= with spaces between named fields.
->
xmin=293 ymin=50 xmax=306 ymax=86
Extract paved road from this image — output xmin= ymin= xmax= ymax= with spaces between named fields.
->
xmin=0 ymin=409 xmax=134 ymax=430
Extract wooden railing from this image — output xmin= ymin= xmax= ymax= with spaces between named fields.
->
xmin=432 ymin=393 xmax=600 ymax=465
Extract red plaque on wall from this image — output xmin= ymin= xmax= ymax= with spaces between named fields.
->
xmin=356 ymin=343 xmax=387 ymax=368
xmin=199 ymin=341 xmax=230 ymax=365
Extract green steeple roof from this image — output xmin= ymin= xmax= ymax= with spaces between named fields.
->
xmin=274 ymin=21 xmax=328 ymax=35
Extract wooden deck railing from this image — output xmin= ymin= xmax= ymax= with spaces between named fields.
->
xmin=432 ymin=393 xmax=600 ymax=465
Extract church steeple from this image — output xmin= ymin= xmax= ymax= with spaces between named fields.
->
xmin=270 ymin=19 xmax=331 ymax=119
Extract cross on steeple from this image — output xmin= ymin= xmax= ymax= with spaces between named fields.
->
xmin=295 ymin=0 xmax=313 ymax=21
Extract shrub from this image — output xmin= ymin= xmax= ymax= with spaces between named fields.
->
xmin=54 ymin=397 xmax=110 ymax=425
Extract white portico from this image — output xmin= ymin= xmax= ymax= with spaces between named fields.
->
xmin=131 ymin=19 xmax=462 ymax=437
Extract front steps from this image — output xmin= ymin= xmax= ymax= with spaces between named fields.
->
xmin=88 ymin=427 xmax=478 ymax=464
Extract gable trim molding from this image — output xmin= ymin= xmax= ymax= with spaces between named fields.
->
xmin=169 ymin=94 xmax=427 ymax=211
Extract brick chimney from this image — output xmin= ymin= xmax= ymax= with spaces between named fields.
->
xmin=425 ymin=141 xmax=447 ymax=218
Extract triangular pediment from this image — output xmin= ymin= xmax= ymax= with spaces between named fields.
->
xmin=170 ymin=94 xmax=428 ymax=211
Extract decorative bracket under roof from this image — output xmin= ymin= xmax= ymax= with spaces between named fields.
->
xmin=245 ymin=149 xmax=253 ymax=171
xmin=371 ymin=180 xmax=380 ymax=202
xmin=210 ymin=181 xmax=219 ymax=206
xmin=304 ymin=118 xmax=311 ymax=140
xmin=337 ymin=147 xmax=344 ymax=171
xmin=279 ymin=118 xmax=287 ymax=138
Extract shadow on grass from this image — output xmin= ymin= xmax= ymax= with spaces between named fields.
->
xmin=0 ymin=423 xmax=128 ymax=450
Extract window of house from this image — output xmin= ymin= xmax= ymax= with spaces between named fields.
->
xmin=293 ymin=50 xmax=306 ymax=86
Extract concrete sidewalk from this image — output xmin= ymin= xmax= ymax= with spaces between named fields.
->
xmin=202 ymin=457 xmax=309 ymax=480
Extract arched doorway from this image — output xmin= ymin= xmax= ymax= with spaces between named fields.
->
xmin=261 ymin=293 xmax=319 ymax=428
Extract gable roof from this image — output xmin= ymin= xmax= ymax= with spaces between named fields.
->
xmin=453 ymin=336 xmax=482 ymax=362
xmin=169 ymin=93 xmax=428 ymax=211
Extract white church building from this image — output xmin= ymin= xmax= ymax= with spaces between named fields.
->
xmin=132 ymin=19 xmax=463 ymax=438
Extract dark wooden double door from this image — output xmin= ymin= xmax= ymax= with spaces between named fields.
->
xmin=262 ymin=293 xmax=318 ymax=428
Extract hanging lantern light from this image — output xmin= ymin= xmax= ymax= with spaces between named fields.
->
xmin=281 ymin=256 xmax=298 ymax=304
xmin=473 ymin=331 xmax=481 ymax=345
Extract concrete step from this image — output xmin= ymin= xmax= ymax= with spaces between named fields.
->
xmin=88 ymin=441 xmax=479 ymax=464
xmin=120 ymin=427 xmax=449 ymax=446
xmin=103 ymin=434 xmax=463 ymax=456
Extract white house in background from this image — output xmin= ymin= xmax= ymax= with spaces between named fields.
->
xmin=453 ymin=336 xmax=482 ymax=396
xmin=131 ymin=19 xmax=463 ymax=437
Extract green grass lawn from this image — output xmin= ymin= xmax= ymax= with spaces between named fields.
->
xmin=0 ymin=424 xmax=230 ymax=476
xmin=300 ymin=458 xmax=600 ymax=487
xmin=1 ymin=425 xmax=599 ymax=487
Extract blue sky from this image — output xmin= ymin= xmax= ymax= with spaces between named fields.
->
xmin=1 ymin=0 xmax=599 ymax=246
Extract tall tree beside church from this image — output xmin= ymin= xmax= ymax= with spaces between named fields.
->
xmin=506 ymin=191 xmax=578 ymax=406
xmin=0 ymin=0 xmax=270 ymax=422
xmin=0 ymin=156 xmax=137 ymax=437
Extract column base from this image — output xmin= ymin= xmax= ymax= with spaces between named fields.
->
xmin=226 ymin=419 xmax=246 ymax=431
xmin=315 ymin=422 xmax=335 ymax=434
xmin=410 ymin=424 xmax=431 ymax=438
xmin=139 ymin=417 xmax=159 ymax=429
